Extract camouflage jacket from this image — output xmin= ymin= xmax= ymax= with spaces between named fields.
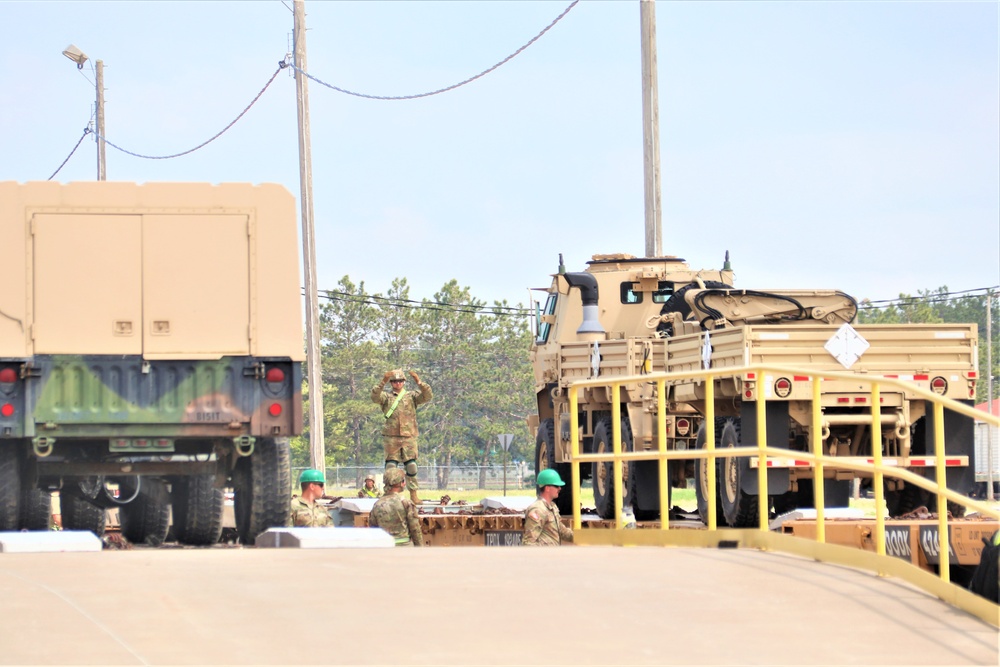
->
xmin=369 ymin=493 xmax=423 ymax=546
xmin=371 ymin=381 xmax=432 ymax=438
xmin=358 ymin=485 xmax=381 ymax=499
xmin=288 ymin=496 xmax=333 ymax=527
xmin=522 ymin=498 xmax=573 ymax=546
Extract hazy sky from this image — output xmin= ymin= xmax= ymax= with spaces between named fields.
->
xmin=2 ymin=1 xmax=997 ymax=310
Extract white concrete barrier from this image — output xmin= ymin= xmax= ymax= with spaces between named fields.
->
xmin=254 ymin=526 xmax=395 ymax=548
xmin=0 ymin=531 xmax=102 ymax=553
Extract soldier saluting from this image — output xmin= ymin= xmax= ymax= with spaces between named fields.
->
xmin=372 ymin=369 xmax=432 ymax=505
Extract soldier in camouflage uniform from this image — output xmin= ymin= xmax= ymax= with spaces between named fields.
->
xmin=522 ymin=468 xmax=574 ymax=546
xmin=288 ymin=469 xmax=333 ymax=527
xmin=357 ymin=474 xmax=381 ymax=499
xmin=369 ymin=468 xmax=423 ymax=546
xmin=372 ymin=368 xmax=432 ymax=505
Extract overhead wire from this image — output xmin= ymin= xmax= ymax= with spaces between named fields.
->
xmin=84 ymin=63 xmax=287 ymax=161
xmin=286 ymin=0 xmax=579 ymax=101
xmin=47 ymin=127 xmax=92 ymax=180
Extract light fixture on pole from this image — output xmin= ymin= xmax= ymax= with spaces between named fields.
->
xmin=62 ymin=44 xmax=106 ymax=181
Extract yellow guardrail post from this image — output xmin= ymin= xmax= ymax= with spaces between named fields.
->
xmin=657 ymin=379 xmax=669 ymax=530
xmin=871 ymin=382 xmax=885 ymax=562
xmin=570 ymin=385 xmax=581 ymax=531
xmin=933 ymin=401 xmax=950 ymax=583
xmin=612 ymin=383 xmax=623 ymax=529
xmin=756 ymin=378 xmax=768 ymax=532
xmin=811 ymin=375 xmax=825 ymax=544
xmin=706 ymin=376 xmax=717 ymax=531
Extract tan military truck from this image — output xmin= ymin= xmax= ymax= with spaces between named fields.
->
xmin=0 ymin=181 xmax=304 ymax=544
xmin=528 ymin=253 xmax=978 ymax=525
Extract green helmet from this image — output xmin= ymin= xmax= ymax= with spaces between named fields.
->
xmin=384 ymin=468 xmax=405 ymax=486
xmin=299 ymin=469 xmax=325 ymax=485
xmin=536 ymin=468 xmax=565 ymax=487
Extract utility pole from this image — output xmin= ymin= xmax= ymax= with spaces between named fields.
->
xmin=293 ymin=0 xmax=325 ymax=472
xmin=987 ymin=290 xmax=995 ymax=500
xmin=96 ymin=60 xmax=106 ymax=180
xmin=640 ymin=0 xmax=662 ymax=257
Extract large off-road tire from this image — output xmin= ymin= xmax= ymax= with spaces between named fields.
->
xmin=60 ymin=493 xmax=106 ymax=537
xmin=118 ymin=478 xmax=171 ymax=546
xmin=695 ymin=418 xmax=727 ymax=526
xmin=718 ymin=419 xmax=759 ymax=528
xmin=233 ymin=437 xmax=291 ymax=545
xmin=592 ymin=417 xmax=634 ymax=520
xmin=0 ymin=448 xmax=20 ymax=530
xmin=19 ymin=486 xmax=52 ymax=531
xmin=172 ymin=474 xmax=224 ymax=546
xmin=535 ymin=418 xmax=573 ymax=516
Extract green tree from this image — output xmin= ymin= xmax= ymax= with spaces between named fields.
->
xmin=859 ymin=287 xmax=999 ymax=402
xmin=319 ymin=277 xmax=385 ymax=479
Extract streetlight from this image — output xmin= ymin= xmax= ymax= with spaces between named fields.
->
xmin=62 ymin=44 xmax=106 ymax=180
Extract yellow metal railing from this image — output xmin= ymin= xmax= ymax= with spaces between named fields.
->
xmin=567 ymin=364 xmax=999 ymax=622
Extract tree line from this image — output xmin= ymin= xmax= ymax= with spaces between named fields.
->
xmin=290 ymin=276 xmax=536 ymax=489
xmin=858 ymin=287 xmax=998 ymax=403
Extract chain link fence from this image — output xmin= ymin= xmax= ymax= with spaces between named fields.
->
xmin=297 ymin=464 xmax=535 ymax=492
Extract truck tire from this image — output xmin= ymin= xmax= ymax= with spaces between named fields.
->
xmin=718 ymin=419 xmax=759 ymax=527
xmin=233 ymin=436 xmax=291 ymax=545
xmin=0 ymin=448 xmax=20 ymax=530
xmin=695 ymin=418 xmax=727 ymax=526
xmin=592 ymin=417 xmax=635 ymax=520
xmin=19 ymin=486 xmax=52 ymax=531
xmin=60 ymin=493 xmax=106 ymax=537
xmin=118 ymin=478 xmax=171 ymax=546
xmin=535 ymin=418 xmax=573 ymax=515
xmin=172 ymin=474 xmax=224 ymax=546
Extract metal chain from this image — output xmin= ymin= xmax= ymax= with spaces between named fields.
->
xmin=289 ymin=0 xmax=580 ymax=101
xmin=47 ymin=127 xmax=92 ymax=180
xmin=91 ymin=64 xmax=287 ymax=160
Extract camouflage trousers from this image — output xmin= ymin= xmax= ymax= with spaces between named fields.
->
xmin=383 ymin=436 xmax=418 ymax=492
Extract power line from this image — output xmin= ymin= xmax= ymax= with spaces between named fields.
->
xmin=311 ymin=289 xmax=531 ymax=318
xmin=88 ymin=64 xmax=286 ymax=161
xmin=860 ymin=286 xmax=999 ymax=309
xmin=47 ymin=127 xmax=92 ymax=180
xmin=287 ymin=0 xmax=579 ymax=101
xmin=320 ymin=289 xmax=531 ymax=314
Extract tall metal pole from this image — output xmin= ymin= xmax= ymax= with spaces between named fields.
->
xmin=293 ymin=0 xmax=326 ymax=472
xmin=96 ymin=60 xmax=106 ymax=180
xmin=640 ymin=0 xmax=662 ymax=257
xmin=987 ymin=290 xmax=995 ymax=500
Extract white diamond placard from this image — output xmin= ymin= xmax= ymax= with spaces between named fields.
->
xmin=824 ymin=323 xmax=870 ymax=369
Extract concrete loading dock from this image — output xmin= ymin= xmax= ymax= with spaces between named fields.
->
xmin=0 ymin=547 xmax=996 ymax=665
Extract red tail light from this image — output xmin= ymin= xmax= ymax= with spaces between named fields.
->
xmin=266 ymin=367 xmax=285 ymax=383
xmin=0 ymin=368 xmax=16 ymax=384
xmin=930 ymin=377 xmax=947 ymax=395
xmin=774 ymin=377 xmax=792 ymax=398
xmin=1 ymin=403 xmax=13 ymax=417
xmin=268 ymin=403 xmax=282 ymax=417
xmin=676 ymin=418 xmax=690 ymax=436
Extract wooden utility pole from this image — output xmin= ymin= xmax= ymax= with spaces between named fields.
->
xmin=293 ymin=0 xmax=326 ymax=472
xmin=95 ymin=60 xmax=106 ymax=180
xmin=640 ymin=0 xmax=662 ymax=257
xmin=988 ymin=290 xmax=995 ymax=500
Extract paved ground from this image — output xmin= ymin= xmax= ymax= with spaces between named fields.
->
xmin=0 ymin=545 xmax=996 ymax=665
